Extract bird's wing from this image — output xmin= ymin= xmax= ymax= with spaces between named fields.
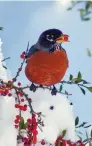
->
xmin=27 ymin=45 xmax=39 ymax=57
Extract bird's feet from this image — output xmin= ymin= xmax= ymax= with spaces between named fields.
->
xmin=51 ymin=85 xmax=57 ymax=95
xmin=29 ymin=83 xmax=37 ymax=92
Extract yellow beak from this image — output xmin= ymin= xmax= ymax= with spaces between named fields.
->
xmin=56 ymin=34 xmax=69 ymax=43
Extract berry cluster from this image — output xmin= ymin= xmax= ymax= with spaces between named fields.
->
xmin=0 ymin=79 xmax=22 ymax=96
xmin=14 ymin=115 xmax=21 ymax=129
xmin=55 ymin=136 xmax=85 ymax=146
xmin=0 ymin=80 xmax=12 ymax=96
xmin=26 ymin=114 xmax=38 ymax=145
xmin=17 ymin=114 xmax=38 ymax=146
xmin=15 ymin=103 xmax=27 ymax=111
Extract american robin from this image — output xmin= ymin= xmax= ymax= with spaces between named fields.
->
xmin=25 ymin=29 xmax=69 ymax=86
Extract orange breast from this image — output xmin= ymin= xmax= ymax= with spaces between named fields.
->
xmin=25 ymin=50 xmax=69 ymax=86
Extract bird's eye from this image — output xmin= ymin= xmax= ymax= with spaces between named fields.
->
xmin=46 ymin=34 xmax=54 ymax=42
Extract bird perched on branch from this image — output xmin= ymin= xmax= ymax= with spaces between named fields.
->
xmin=25 ymin=28 xmax=69 ymax=86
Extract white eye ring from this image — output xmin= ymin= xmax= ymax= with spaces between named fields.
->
xmin=46 ymin=34 xmax=49 ymax=37
xmin=46 ymin=35 xmax=54 ymax=42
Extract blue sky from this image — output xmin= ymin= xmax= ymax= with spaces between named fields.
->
xmin=0 ymin=1 xmax=92 ymax=129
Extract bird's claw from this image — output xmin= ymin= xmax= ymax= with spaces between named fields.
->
xmin=30 ymin=83 xmax=37 ymax=92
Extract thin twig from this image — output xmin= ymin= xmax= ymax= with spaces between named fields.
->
xmin=84 ymin=138 xmax=92 ymax=145
xmin=13 ymin=42 xmax=29 ymax=82
xmin=13 ymin=59 xmax=26 ymax=82
xmin=1 ymin=57 xmax=10 ymax=62
xmin=19 ymin=88 xmax=35 ymax=114
xmin=61 ymin=80 xmax=88 ymax=89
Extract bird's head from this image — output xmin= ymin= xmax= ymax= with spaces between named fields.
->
xmin=38 ymin=28 xmax=69 ymax=48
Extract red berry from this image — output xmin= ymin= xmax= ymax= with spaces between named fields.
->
xmin=19 ymin=105 xmax=24 ymax=110
xmin=32 ymin=135 xmax=37 ymax=144
xmin=14 ymin=125 xmax=18 ymax=129
xmin=57 ymin=136 xmax=62 ymax=141
xmin=67 ymin=140 xmax=71 ymax=145
xmin=4 ymin=89 xmax=9 ymax=94
xmin=18 ymin=68 xmax=22 ymax=72
xmin=0 ymin=90 xmax=5 ymax=94
xmin=8 ymin=80 xmax=12 ymax=84
xmin=18 ymin=91 xmax=23 ymax=97
xmin=8 ymin=93 xmax=12 ymax=97
xmin=24 ymin=104 xmax=27 ymax=108
xmin=24 ymin=144 xmax=30 ymax=146
xmin=41 ymin=140 xmax=45 ymax=145
xmin=21 ymin=98 xmax=24 ymax=102
xmin=23 ymin=106 xmax=27 ymax=111
xmin=32 ymin=129 xmax=38 ymax=135
xmin=72 ymin=144 xmax=76 ymax=146
xmin=19 ymin=105 xmax=27 ymax=111
xmin=22 ymin=137 xmax=28 ymax=143
xmin=76 ymin=140 xmax=82 ymax=144
xmin=16 ymin=115 xmax=20 ymax=120
xmin=27 ymin=118 xmax=32 ymax=124
xmin=33 ymin=125 xmax=37 ymax=131
xmin=64 ymin=36 xmax=68 ymax=41
xmin=32 ymin=116 xmax=36 ymax=123
xmin=20 ymin=92 xmax=23 ymax=97
xmin=80 ymin=144 xmax=85 ymax=146
xmin=15 ymin=104 xmax=19 ymax=108
xmin=62 ymin=140 xmax=66 ymax=146
xmin=17 ymin=82 xmax=21 ymax=86
xmin=14 ymin=119 xmax=19 ymax=124
xmin=20 ymin=54 xmax=25 ymax=59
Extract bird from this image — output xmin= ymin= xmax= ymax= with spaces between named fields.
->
xmin=25 ymin=28 xmax=69 ymax=86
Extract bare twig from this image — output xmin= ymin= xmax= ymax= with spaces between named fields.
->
xmin=84 ymin=138 xmax=92 ymax=145
xmin=1 ymin=57 xmax=10 ymax=62
xmin=61 ymin=80 xmax=88 ymax=89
